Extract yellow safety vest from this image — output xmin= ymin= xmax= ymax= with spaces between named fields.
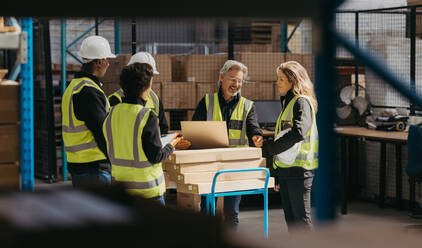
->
xmin=108 ymin=88 xmax=160 ymax=116
xmin=205 ymin=93 xmax=253 ymax=147
xmin=103 ymin=104 xmax=165 ymax=198
xmin=273 ymin=95 xmax=319 ymax=170
xmin=62 ymin=77 xmax=110 ymax=163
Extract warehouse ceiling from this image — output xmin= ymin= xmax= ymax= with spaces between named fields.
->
xmin=2 ymin=0 xmax=345 ymax=18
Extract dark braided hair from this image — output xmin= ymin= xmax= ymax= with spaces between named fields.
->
xmin=120 ymin=63 xmax=153 ymax=99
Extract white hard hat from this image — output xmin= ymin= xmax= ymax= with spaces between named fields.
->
xmin=77 ymin=36 xmax=116 ymax=62
xmin=127 ymin=52 xmax=159 ymax=75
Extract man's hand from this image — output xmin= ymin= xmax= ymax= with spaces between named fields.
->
xmin=176 ymin=139 xmax=191 ymax=150
xmin=274 ymin=184 xmax=280 ymax=192
xmin=252 ymin=135 xmax=263 ymax=148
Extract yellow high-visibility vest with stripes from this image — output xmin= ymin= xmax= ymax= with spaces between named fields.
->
xmin=273 ymin=95 xmax=318 ymax=170
xmin=108 ymin=88 xmax=160 ymax=116
xmin=103 ymin=104 xmax=165 ymax=198
xmin=62 ymin=77 xmax=109 ymax=163
xmin=205 ymin=93 xmax=253 ymax=147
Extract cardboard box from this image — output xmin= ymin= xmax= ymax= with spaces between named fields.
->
xmin=177 ymin=192 xmax=201 ymax=212
xmin=273 ymin=82 xmax=280 ymax=100
xmin=241 ymin=81 xmax=274 ymax=100
xmin=195 ymin=82 xmax=218 ymax=105
xmin=168 ymin=147 xmax=262 ymax=164
xmin=101 ymin=54 xmax=131 ymax=83
xmin=407 ymin=0 xmax=422 ymax=5
xmin=0 ymin=80 xmax=20 ymax=124
xmin=0 ymin=124 xmax=19 ymax=163
xmin=177 ymin=192 xmax=224 ymax=215
xmin=151 ymin=82 xmax=161 ymax=100
xmin=176 ymin=55 xmax=227 ymax=83
xmin=177 ymin=177 xmax=275 ymax=194
xmin=102 ymin=82 xmax=121 ymax=98
xmin=301 ymin=54 xmax=315 ymax=82
xmin=164 ymin=158 xmax=266 ymax=174
xmin=0 ymin=163 xmax=20 ymax=190
xmin=152 ymin=54 xmax=172 ymax=83
xmin=175 ymin=170 xmax=267 ymax=184
xmin=240 ymin=53 xmax=285 ymax=81
xmin=161 ymin=82 xmax=196 ymax=109
xmin=164 ymin=171 xmax=177 ymax=189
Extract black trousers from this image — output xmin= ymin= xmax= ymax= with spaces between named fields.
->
xmin=277 ymin=167 xmax=314 ymax=231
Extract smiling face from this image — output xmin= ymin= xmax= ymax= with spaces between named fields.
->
xmin=220 ymin=68 xmax=244 ymax=101
xmin=277 ymin=70 xmax=293 ymax=96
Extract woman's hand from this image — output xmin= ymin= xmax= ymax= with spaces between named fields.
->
xmin=175 ymin=139 xmax=191 ymax=150
xmin=252 ymin=135 xmax=263 ymax=148
xmin=274 ymin=184 xmax=280 ymax=192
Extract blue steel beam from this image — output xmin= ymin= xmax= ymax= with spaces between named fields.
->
xmin=20 ymin=18 xmax=34 ymax=191
xmin=66 ymin=19 xmax=106 ymax=50
xmin=314 ymin=0 xmax=346 ymax=222
xmin=61 ymin=19 xmax=68 ymax=181
xmin=114 ymin=18 xmax=120 ymax=54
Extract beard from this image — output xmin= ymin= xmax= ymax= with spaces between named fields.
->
xmin=225 ymin=88 xmax=240 ymax=97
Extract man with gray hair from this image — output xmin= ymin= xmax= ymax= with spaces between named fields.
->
xmin=178 ymin=59 xmax=263 ymax=228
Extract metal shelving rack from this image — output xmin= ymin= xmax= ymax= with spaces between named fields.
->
xmin=0 ymin=17 xmax=34 ymax=191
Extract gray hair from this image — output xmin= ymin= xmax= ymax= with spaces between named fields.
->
xmin=219 ymin=60 xmax=248 ymax=80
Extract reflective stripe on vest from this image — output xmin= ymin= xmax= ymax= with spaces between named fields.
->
xmin=108 ymin=88 xmax=160 ymax=116
xmin=273 ymin=95 xmax=318 ymax=170
xmin=62 ymin=78 xmax=109 ymax=163
xmin=103 ymin=104 xmax=165 ymax=198
xmin=205 ymin=93 xmax=253 ymax=147
xmin=108 ymin=88 xmax=124 ymax=103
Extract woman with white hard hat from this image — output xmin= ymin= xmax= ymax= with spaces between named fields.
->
xmin=61 ymin=35 xmax=116 ymax=188
xmin=108 ymin=51 xmax=169 ymax=134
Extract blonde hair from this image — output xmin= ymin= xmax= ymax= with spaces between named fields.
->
xmin=277 ymin=61 xmax=318 ymax=112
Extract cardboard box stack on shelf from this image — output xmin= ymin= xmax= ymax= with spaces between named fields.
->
xmin=172 ymin=54 xmax=226 ymax=83
xmin=101 ymin=54 xmax=131 ymax=96
xmin=0 ymin=79 xmax=20 ymax=190
xmin=163 ymin=147 xmax=274 ymax=212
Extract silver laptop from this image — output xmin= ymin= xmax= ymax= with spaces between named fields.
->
xmin=180 ymin=121 xmax=229 ymax=149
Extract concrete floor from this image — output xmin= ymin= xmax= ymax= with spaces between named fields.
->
xmin=34 ymin=178 xmax=422 ymax=246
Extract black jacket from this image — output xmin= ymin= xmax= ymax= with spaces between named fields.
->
xmin=121 ymin=97 xmax=174 ymax=163
xmin=68 ymin=71 xmax=109 ymax=172
xmin=263 ymin=89 xmax=313 ymax=156
xmin=192 ymin=87 xmax=263 ymax=144
xmin=109 ymin=92 xmax=169 ymax=134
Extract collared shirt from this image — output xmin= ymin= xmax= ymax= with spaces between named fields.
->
xmin=191 ymin=87 xmax=263 ymax=143
xmin=121 ymin=97 xmax=174 ymax=164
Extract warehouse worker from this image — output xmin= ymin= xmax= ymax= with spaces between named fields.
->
xmin=103 ymin=63 xmax=175 ymax=205
xmin=108 ymin=52 xmax=169 ymax=134
xmin=178 ymin=60 xmax=264 ymax=228
xmin=263 ymin=61 xmax=318 ymax=231
xmin=62 ymin=35 xmax=115 ymax=188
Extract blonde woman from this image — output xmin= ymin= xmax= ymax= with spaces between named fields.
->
xmin=263 ymin=61 xmax=318 ymax=231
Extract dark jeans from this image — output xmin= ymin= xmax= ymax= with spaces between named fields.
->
xmin=71 ymin=169 xmax=111 ymax=189
xmin=151 ymin=195 xmax=166 ymax=206
xmin=200 ymin=195 xmax=241 ymax=228
xmin=277 ymin=167 xmax=314 ymax=231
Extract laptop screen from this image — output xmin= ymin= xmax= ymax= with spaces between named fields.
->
xmin=254 ymin=100 xmax=281 ymax=127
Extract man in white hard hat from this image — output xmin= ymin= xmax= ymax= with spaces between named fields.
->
xmin=61 ymin=35 xmax=116 ymax=188
xmin=108 ymin=52 xmax=169 ymax=134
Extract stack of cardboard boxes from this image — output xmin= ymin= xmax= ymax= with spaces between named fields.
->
xmin=163 ymin=147 xmax=274 ymax=212
xmin=99 ymin=52 xmax=315 ymax=130
xmin=0 ymin=79 xmax=20 ymax=190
